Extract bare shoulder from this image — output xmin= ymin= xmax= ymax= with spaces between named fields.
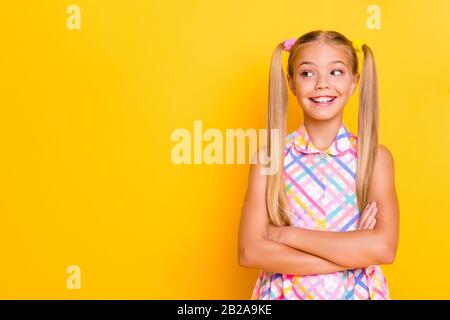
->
xmin=246 ymin=146 xmax=269 ymax=199
xmin=375 ymin=144 xmax=395 ymax=179
xmin=249 ymin=145 xmax=268 ymax=166
xmin=378 ymin=144 xmax=394 ymax=162
xmin=370 ymin=144 xmax=397 ymax=198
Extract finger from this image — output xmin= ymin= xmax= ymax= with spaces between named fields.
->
xmin=358 ymin=204 xmax=371 ymax=228
xmin=363 ymin=207 xmax=378 ymax=229
xmin=368 ymin=218 xmax=376 ymax=229
xmin=363 ymin=207 xmax=377 ymax=228
xmin=358 ymin=203 xmax=374 ymax=229
xmin=362 ymin=207 xmax=377 ymax=229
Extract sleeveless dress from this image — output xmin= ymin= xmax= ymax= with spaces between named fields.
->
xmin=251 ymin=121 xmax=390 ymax=300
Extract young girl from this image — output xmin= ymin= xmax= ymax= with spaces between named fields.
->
xmin=238 ymin=30 xmax=399 ymax=300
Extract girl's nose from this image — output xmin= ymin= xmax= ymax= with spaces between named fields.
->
xmin=315 ymin=75 xmax=330 ymax=90
xmin=315 ymin=81 xmax=330 ymax=90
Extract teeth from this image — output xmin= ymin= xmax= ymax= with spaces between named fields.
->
xmin=313 ymin=97 xmax=334 ymax=103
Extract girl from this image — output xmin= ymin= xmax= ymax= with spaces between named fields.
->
xmin=238 ymin=30 xmax=399 ymax=300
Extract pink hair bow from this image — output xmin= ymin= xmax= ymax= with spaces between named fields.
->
xmin=283 ymin=38 xmax=297 ymax=52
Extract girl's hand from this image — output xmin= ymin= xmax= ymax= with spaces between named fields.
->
xmin=357 ymin=201 xmax=378 ymax=230
xmin=266 ymin=223 xmax=284 ymax=243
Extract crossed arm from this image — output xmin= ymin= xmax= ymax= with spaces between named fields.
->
xmin=238 ymin=145 xmax=399 ymax=275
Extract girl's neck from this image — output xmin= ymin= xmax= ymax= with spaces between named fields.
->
xmin=303 ymin=116 xmax=343 ymax=152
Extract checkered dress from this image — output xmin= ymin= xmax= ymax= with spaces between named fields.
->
xmin=251 ymin=122 xmax=390 ymax=300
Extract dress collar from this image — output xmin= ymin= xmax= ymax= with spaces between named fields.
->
xmin=292 ymin=121 xmax=352 ymax=156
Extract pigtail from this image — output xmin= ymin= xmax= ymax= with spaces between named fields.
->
xmin=355 ymin=44 xmax=379 ymax=213
xmin=265 ymin=42 xmax=291 ymax=226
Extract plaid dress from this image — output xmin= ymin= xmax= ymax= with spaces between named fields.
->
xmin=251 ymin=122 xmax=390 ymax=300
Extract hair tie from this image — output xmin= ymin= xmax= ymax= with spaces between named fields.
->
xmin=352 ymin=39 xmax=364 ymax=53
xmin=283 ymin=38 xmax=297 ymax=52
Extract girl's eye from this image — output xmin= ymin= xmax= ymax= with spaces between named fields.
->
xmin=332 ymin=69 xmax=344 ymax=75
xmin=300 ymin=69 xmax=344 ymax=78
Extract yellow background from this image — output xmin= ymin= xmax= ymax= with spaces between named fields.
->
xmin=0 ymin=0 xmax=449 ymax=299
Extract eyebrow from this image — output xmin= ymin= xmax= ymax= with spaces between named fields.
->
xmin=297 ymin=60 xmax=348 ymax=68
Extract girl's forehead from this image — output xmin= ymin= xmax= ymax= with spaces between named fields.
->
xmin=295 ymin=42 xmax=351 ymax=66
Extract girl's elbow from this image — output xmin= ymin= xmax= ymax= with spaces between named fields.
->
xmin=238 ymin=248 xmax=251 ymax=267
xmin=377 ymin=242 xmax=397 ymax=265
xmin=386 ymin=244 xmax=398 ymax=264
xmin=238 ymin=244 xmax=258 ymax=268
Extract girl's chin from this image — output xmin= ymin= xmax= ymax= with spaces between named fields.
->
xmin=302 ymin=105 xmax=343 ymax=120
xmin=307 ymin=104 xmax=336 ymax=112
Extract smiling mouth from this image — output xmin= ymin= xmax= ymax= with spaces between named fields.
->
xmin=309 ymin=96 xmax=337 ymax=106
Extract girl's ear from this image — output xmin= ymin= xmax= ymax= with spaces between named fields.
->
xmin=350 ymin=72 xmax=360 ymax=95
xmin=287 ymin=74 xmax=296 ymax=96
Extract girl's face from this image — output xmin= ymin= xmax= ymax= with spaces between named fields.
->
xmin=287 ymin=41 xmax=359 ymax=121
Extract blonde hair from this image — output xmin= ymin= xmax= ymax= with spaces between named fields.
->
xmin=266 ymin=30 xmax=379 ymax=226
